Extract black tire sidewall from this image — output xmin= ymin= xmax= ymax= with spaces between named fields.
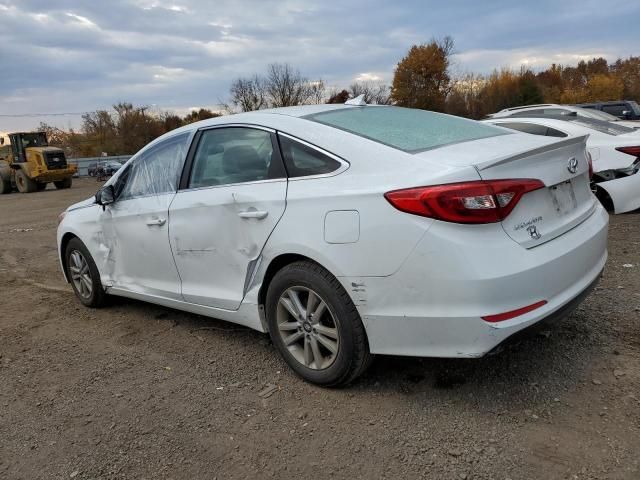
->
xmin=65 ymin=238 xmax=105 ymax=307
xmin=265 ymin=263 xmax=361 ymax=386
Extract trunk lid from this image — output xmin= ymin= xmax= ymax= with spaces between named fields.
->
xmin=476 ymin=135 xmax=595 ymax=248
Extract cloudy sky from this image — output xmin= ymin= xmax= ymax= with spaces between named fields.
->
xmin=1 ymin=0 xmax=639 ymax=131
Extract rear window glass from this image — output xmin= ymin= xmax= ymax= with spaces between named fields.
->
xmin=304 ymin=106 xmax=508 ymax=153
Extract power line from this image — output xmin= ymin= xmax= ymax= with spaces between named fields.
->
xmin=0 ymin=112 xmax=91 ymax=118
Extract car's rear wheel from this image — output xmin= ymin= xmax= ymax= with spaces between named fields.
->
xmin=15 ymin=170 xmax=37 ymax=193
xmin=266 ymin=261 xmax=372 ymax=386
xmin=65 ymin=237 xmax=106 ymax=308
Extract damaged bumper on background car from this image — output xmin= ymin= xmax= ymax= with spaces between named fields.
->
xmin=594 ymin=158 xmax=640 ymax=214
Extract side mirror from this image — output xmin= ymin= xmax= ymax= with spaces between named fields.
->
xmin=622 ymin=110 xmax=631 ymax=118
xmin=95 ymin=185 xmax=115 ymax=209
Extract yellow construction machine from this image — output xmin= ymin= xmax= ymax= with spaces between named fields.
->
xmin=0 ymin=131 xmax=77 ymax=194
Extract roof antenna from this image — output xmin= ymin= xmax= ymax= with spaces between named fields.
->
xmin=345 ymin=94 xmax=367 ymax=106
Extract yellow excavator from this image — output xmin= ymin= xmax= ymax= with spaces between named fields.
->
xmin=0 ymin=131 xmax=77 ymax=194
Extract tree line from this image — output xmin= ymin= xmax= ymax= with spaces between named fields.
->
xmin=40 ymin=37 xmax=640 ymax=157
xmin=40 ymin=103 xmax=220 ymax=157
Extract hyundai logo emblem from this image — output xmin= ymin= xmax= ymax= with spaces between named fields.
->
xmin=527 ymin=225 xmax=541 ymax=240
xmin=567 ymin=157 xmax=579 ymax=174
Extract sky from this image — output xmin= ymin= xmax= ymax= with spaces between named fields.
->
xmin=1 ymin=0 xmax=639 ymax=131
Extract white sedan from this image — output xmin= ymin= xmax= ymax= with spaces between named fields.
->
xmin=57 ymin=104 xmax=608 ymax=385
xmin=488 ymin=103 xmax=640 ymax=129
xmin=485 ymin=116 xmax=640 ymax=214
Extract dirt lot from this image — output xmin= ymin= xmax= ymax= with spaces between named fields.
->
xmin=0 ymin=177 xmax=639 ymax=479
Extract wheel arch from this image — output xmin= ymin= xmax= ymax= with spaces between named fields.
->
xmin=594 ymin=184 xmax=614 ymax=212
xmin=257 ymin=253 xmax=328 ymax=310
xmin=59 ymin=232 xmax=80 ymax=282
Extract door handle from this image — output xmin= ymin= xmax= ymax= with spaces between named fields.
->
xmin=238 ymin=210 xmax=268 ymax=220
xmin=146 ymin=218 xmax=167 ymax=226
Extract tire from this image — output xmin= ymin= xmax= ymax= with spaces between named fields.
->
xmin=54 ymin=177 xmax=72 ymax=189
xmin=36 ymin=182 xmax=47 ymax=191
xmin=265 ymin=261 xmax=372 ymax=386
xmin=15 ymin=169 xmax=37 ymax=193
xmin=65 ymin=237 xmax=106 ymax=308
xmin=0 ymin=175 xmax=11 ymax=194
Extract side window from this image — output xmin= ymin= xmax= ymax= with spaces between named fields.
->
xmin=119 ymin=132 xmax=190 ymax=200
xmin=545 ymin=127 xmax=568 ymax=138
xmin=602 ymin=104 xmax=625 ymax=117
xmin=189 ymin=128 xmax=283 ymax=188
xmin=497 ymin=122 xmax=549 ymax=136
xmin=278 ymin=135 xmax=342 ymax=178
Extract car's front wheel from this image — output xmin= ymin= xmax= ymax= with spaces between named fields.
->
xmin=266 ymin=261 xmax=372 ymax=386
xmin=65 ymin=237 xmax=106 ymax=308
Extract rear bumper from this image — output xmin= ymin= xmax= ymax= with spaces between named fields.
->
xmin=486 ymin=269 xmax=601 ymax=354
xmin=343 ymin=203 xmax=609 ymax=358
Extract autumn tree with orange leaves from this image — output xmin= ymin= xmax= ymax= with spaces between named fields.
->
xmin=391 ymin=37 xmax=454 ymax=111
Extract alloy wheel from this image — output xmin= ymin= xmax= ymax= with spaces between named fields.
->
xmin=69 ymin=250 xmax=93 ymax=299
xmin=276 ymin=286 xmax=340 ymax=370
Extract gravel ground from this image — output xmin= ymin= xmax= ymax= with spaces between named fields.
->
xmin=0 ymin=177 xmax=638 ymax=479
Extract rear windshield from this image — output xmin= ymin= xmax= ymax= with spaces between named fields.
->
xmin=304 ymin=106 xmax=508 ymax=153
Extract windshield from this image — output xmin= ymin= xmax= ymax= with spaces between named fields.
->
xmin=304 ymin=106 xmax=509 ymax=153
xmin=629 ymin=101 xmax=640 ymax=115
xmin=19 ymin=132 xmax=48 ymax=148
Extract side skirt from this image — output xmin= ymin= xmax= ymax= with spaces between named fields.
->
xmin=106 ymin=287 xmax=265 ymax=332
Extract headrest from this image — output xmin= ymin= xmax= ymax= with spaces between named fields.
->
xmin=207 ymin=143 xmax=224 ymax=156
xmin=223 ymin=145 xmax=263 ymax=174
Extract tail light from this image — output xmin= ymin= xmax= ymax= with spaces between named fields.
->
xmin=586 ymin=151 xmax=593 ymax=179
xmin=615 ymin=146 xmax=640 ymax=157
xmin=384 ymin=179 xmax=544 ymax=224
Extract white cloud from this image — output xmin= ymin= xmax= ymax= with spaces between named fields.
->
xmin=65 ymin=12 xmax=98 ymax=28
xmin=354 ymin=72 xmax=384 ymax=82
xmin=453 ymin=48 xmax=619 ymax=73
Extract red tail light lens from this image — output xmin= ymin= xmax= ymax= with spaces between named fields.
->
xmin=384 ymin=179 xmax=544 ymax=224
xmin=586 ymin=151 xmax=593 ymax=179
xmin=615 ymin=146 xmax=640 ymax=157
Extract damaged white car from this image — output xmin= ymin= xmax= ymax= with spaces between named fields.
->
xmin=485 ymin=116 xmax=640 ymax=214
xmin=58 ymin=104 xmax=608 ymax=386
